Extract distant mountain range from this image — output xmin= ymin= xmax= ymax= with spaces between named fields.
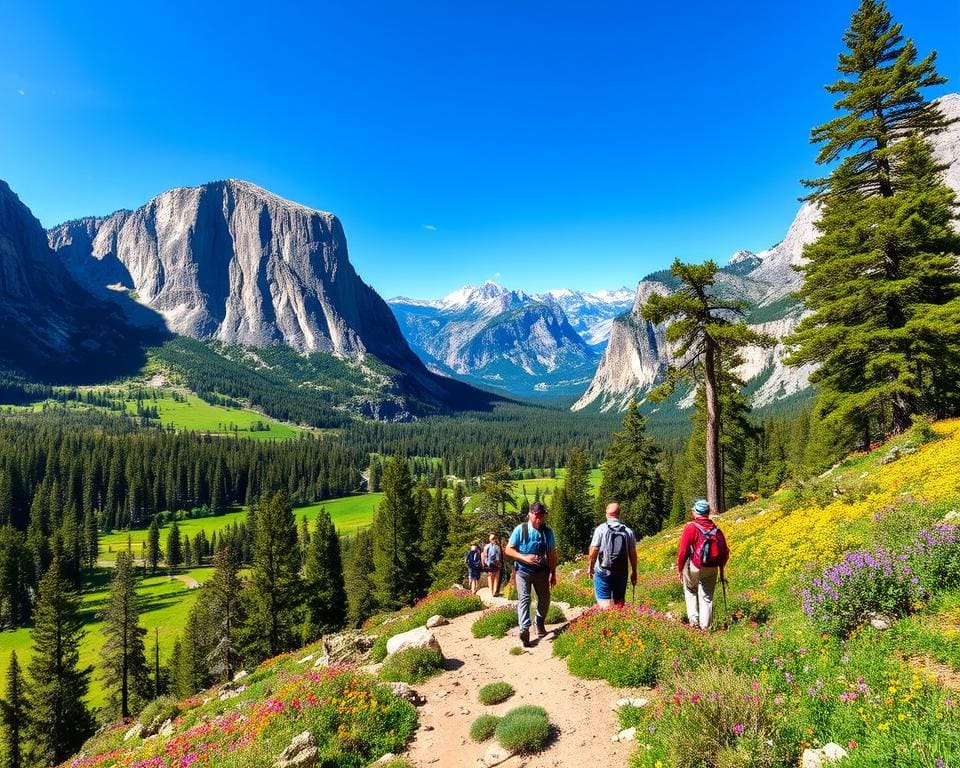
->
xmin=388 ymin=283 xmax=633 ymax=397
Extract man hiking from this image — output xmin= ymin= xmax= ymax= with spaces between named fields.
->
xmin=505 ymin=501 xmax=557 ymax=647
xmin=677 ymin=499 xmax=729 ymax=629
xmin=588 ymin=502 xmax=637 ymax=608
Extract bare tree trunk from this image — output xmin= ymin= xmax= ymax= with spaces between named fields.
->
xmin=703 ymin=339 xmax=723 ymax=513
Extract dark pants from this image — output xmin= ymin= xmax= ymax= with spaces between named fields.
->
xmin=516 ymin=568 xmax=550 ymax=631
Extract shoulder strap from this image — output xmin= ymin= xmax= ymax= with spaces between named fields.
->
xmin=521 ymin=522 xmax=529 ymax=546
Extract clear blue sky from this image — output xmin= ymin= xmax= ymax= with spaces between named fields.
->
xmin=1 ymin=1 xmax=958 ymax=299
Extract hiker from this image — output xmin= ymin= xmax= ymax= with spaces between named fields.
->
xmin=588 ymin=502 xmax=637 ymax=608
xmin=505 ymin=501 xmax=557 ymax=647
xmin=466 ymin=543 xmax=483 ymax=594
xmin=483 ymin=533 xmax=503 ymax=597
xmin=676 ymin=499 xmax=729 ymax=629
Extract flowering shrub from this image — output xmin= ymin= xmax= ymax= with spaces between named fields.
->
xmin=553 ymin=605 xmax=706 ymax=687
xmin=906 ymin=524 xmax=960 ymax=593
xmin=67 ymin=669 xmax=417 ymax=768
xmin=801 ymin=548 xmax=924 ymax=636
xmin=629 ymin=665 xmax=791 ymax=768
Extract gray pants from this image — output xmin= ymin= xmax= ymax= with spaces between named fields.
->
xmin=516 ymin=568 xmax=550 ymax=631
xmin=682 ymin=562 xmax=719 ymax=629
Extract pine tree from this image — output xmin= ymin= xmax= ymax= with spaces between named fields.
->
xmin=552 ymin=448 xmax=593 ymax=560
xmin=368 ymin=456 xmax=382 ymax=493
xmin=240 ymin=491 xmax=302 ymax=660
xmin=165 ymin=520 xmax=182 ymax=571
xmin=597 ymin=400 xmax=666 ymax=537
xmin=174 ymin=601 xmax=212 ymax=698
xmin=146 ymin=516 xmax=161 ymax=574
xmin=182 ymin=535 xmax=193 ymax=568
xmin=25 ymin=554 xmax=93 ymax=766
xmin=1 ymin=651 xmax=26 ymax=768
xmin=82 ymin=508 xmax=98 ymax=576
xmin=787 ymin=0 xmax=960 ymax=443
xmin=345 ymin=528 xmax=377 ymax=627
xmin=372 ymin=454 xmax=425 ymax=609
xmin=206 ymin=547 xmax=245 ymax=683
xmin=100 ymin=551 xmax=150 ymax=719
xmin=302 ymin=510 xmax=347 ymax=641
xmin=421 ymin=481 xmax=450 ymax=576
xmin=643 ymin=259 xmax=773 ymax=513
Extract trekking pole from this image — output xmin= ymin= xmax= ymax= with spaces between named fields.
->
xmin=631 ymin=582 xmax=636 ymax=605
xmin=721 ymin=570 xmax=728 ymax=617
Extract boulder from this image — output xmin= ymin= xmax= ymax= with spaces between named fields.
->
xmin=219 ymin=685 xmax=246 ymax=701
xmin=386 ymin=626 xmax=442 ymax=657
xmin=371 ymin=754 xmax=397 ymax=766
xmin=801 ymin=743 xmax=848 ymax=768
xmin=158 ymin=719 xmax=174 ymax=738
xmin=233 ymin=669 xmax=249 ymax=682
xmin=867 ymin=612 xmax=894 ymax=630
xmin=613 ymin=697 xmax=649 ymax=710
xmin=275 ymin=730 xmax=318 ymax=768
xmin=123 ymin=722 xmax=144 ymax=742
xmin=322 ymin=630 xmax=377 ymax=665
xmin=426 ymin=615 xmax=449 ymax=629
xmin=612 ymin=726 xmax=636 ymax=743
xmin=822 ymin=743 xmax=849 ymax=761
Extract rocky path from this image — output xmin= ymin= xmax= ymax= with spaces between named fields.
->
xmin=401 ymin=593 xmax=644 ymax=767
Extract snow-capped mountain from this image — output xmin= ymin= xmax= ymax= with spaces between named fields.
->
xmin=388 ymin=281 xmax=603 ymax=398
xmin=537 ymin=287 xmax=634 ymax=348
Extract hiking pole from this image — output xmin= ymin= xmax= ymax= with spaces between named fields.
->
xmin=631 ymin=581 xmax=636 ymax=605
xmin=720 ymin=570 xmax=728 ymax=618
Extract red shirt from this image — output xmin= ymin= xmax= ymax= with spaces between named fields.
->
xmin=676 ymin=518 xmax=729 ymax=572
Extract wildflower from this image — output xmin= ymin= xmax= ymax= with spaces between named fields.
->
xmin=731 ymin=724 xmax=745 ymax=736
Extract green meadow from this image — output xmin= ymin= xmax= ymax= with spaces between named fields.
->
xmin=0 ymin=567 xmax=214 ymax=709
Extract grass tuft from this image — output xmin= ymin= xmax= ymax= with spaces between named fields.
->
xmin=379 ymin=647 xmax=444 ymax=684
xmin=494 ymin=705 xmax=551 ymax=754
xmin=469 ymin=714 xmax=501 ymax=742
xmin=477 ymin=682 xmax=515 ymax=705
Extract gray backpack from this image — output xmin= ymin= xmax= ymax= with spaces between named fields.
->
xmin=598 ymin=522 xmax=629 ymax=573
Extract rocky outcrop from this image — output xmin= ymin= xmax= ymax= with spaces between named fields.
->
xmin=0 ymin=180 xmax=153 ymax=380
xmin=49 ymin=180 xmax=424 ymax=374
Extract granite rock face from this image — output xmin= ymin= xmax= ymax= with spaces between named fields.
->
xmin=0 ymin=180 xmax=151 ymax=380
xmin=49 ymin=180 xmax=425 ymax=377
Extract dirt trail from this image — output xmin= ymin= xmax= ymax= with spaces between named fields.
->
xmin=403 ymin=597 xmax=645 ymax=767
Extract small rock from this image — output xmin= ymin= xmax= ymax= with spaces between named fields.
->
xmin=386 ymin=626 xmax=442 ymax=657
xmin=867 ymin=612 xmax=894 ymax=630
xmin=388 ymin=681 xmax=426 ymax=706
xmin=312 ymin=655 xmax=330 ymax=668
xmin=822 ymin=743 xmax=849 ymax=760
xmin=614 ymin=727 xmax=636 ymax=742
xmin=479 ymin=743 xmax=513 ymax=767
xmin=426 ymin=614 xmax=449 ymax=629
xmin=452 ymin=583 xmax=465 ymax=591
xmin=569 ymin=568 xmax=583 ymax=578
xmin=233 ymin=669 xmax=249 ymax=682
xmin=158 ymin=719 xmax=174 ymax=738
xmin=123 ymin=722 xmax=144 ymax=741
xmin=219 ymin=685 xmax=246 ymax=700
xmin=613 ymin=697 xmax=649 ymax=710
xmin=370 ymin=754 xmax=397 ymax=766
xmin=422 ymin=724 xmax=434 ymax=732
xmin=943 ymin=509 xmax=959 ymax=522
xmin=298 ymin=654 xmax=315 ymax=664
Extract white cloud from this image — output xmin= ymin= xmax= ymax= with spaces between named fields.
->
xmin=423 ymin=224 xmax=437 ymax=231
xmin=18 ymin=89 xmax=25 ymax=96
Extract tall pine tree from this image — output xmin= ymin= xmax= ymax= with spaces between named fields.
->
xmin=1 ymin=651 xmax=25 ymax=768
xmin=372 ymin=454 xmax=425 ymax=609
xmin=206 ymin=547 xmax=245 ymax=683
xmin=146 ymin=516 xmax=161 ymax=575
xmin=241 ymin=491 xmax=302 ymax=660
xmin=25 ymin=553 xmax=93 ymax=766
xmin=100 ymin=551 xmax=150 ymax=719
xmin=787 ymin=0 xmax=960 ymax=445
xmin=551 ymin=448 xmax=593 ymax=561
xmin=345 ymin=528 xmax=377 ymax=627
xmin=302 ymin=510 xmax=347 ymax=641
xmin=597 ymin=400 xmax=666 ymax=537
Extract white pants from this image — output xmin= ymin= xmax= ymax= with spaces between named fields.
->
xmin=682 ymin=562 xmax=719 ymax=629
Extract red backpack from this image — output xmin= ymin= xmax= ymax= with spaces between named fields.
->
xmin=689 ymin=521 xmax=727 ymax=569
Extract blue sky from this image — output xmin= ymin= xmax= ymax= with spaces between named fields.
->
xmin=1 ymin=1 xmax=958 ymax=299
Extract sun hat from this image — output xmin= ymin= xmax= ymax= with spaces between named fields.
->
xmin=693 ymin=499 xmax=710 ymax=516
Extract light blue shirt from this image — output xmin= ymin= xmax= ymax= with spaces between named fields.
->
xmin=508 ymin=522 xmax=556 ymax=555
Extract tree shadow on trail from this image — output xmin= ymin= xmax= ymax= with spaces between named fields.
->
xmin=442 ymin=657 xmax=465 ymax=671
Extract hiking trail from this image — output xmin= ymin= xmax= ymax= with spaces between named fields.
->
xmin=401 ymin=588 xmax=645 ymax=767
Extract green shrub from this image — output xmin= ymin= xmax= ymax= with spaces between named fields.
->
xmin=379 ymin=647 xmax=444 ymax=684
xmin=372 ymin=634 xmax=389 ymax=663
xmin=472 ymin=606 xmax=517 ymax=638
xmin=508 ymin=646 xmax=524 ymax=656
xmin=377 ymin=760 xmax=415 ymax=768
xmin=494 ymin=705 xmax=551 ymax=754
xmin=550 ymin=580 xmax=595 ymax=607
xmin=137 ymin=695 xmax=179 ymax=728
xmin=469 ymin=714 xmax=501 ymax=742
xmin=478 ymin=682 xmax=514 ymax=705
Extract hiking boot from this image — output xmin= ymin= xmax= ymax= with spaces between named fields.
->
xmin=519 ymin=628 xmax=531 ymax=647
xmin=536 ymin=620 xmax=547 ymax=637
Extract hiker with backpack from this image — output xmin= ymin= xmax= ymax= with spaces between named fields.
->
xmin=676 ymin=499 xmax=729 ymax=629
xmin=504 ymin=501 xmax=557 ymax=647
xmin=588 ymin=502 xmax=637 ymax=608
xmin=483 ymin=533 xmax=503 ymax=597
xmin=466 ymin=543 xmax=483 ymax=594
